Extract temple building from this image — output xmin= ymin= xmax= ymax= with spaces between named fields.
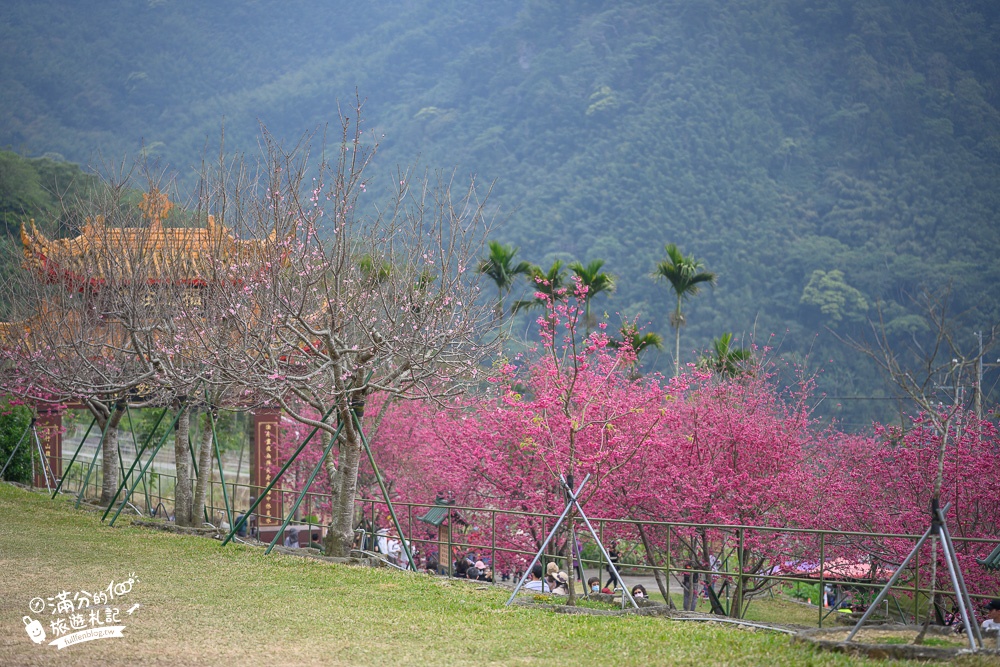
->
xmin=2 ymin=190 xmax=284 ymax=528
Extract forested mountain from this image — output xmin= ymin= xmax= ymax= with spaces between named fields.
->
xmin=2 ymin=0 xmax=998 ymax=429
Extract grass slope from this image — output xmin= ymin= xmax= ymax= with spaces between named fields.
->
xmin=0 ymin=484 xmax=995 ymax=667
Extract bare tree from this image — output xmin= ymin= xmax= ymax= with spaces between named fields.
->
xmin=1 ymin=186 xmax=162 ymax=505
xmin=836 ymin=287 xmax=998 ymax=633
xmin=195 ymin=103 xmax=499 ymax=556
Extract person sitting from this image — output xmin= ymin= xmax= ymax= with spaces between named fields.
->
xmin=236 ymin=497 xmax=258 ymax=538
xmin=587 ymin=576 xmax=603 ymax=595
xmin=283 ymin=530 xmax=298 ymax=548
xmin=631 ymin=584 xmax=648 ymax=600
xmin=550 ymin=571 xmax=569 ymax=595
xmin=984 ymin=599 xmax=1000 ymax=632
xmin=466 ymin=566 xmax=481 ymax=581
xmin=546 ymin=561 xmax=560 ymax=579
xmin=523 ymin=563 xmax=550 ymax=592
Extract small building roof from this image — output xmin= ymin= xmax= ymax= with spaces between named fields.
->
xmin=417 ymin=498 xmax=458 ymax=527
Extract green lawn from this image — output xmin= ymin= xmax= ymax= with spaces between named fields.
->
xmin=1 ymin=484 xmax=996 ymax=667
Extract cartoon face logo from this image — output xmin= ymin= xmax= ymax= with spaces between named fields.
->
xmin=23 ymin=616 xmax=46 ymax=644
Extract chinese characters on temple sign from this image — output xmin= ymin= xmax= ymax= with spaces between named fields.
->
xmin=22 ymin=574 xmax=141 ymax=649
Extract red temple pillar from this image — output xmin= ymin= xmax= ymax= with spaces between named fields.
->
xmin=251 ymin=408 xmax=283 ymax=538
xmin=34 ymin=408 xmax=63 ymax=489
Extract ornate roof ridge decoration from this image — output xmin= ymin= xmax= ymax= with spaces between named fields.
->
xmin=20 ymin=190 xmax=278 ymax=289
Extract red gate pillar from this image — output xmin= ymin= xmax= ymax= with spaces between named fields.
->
xmin=251 ymin=408 xmax=283 ymax=541
xmin=34 ymin=408 xmax=63 ymax=488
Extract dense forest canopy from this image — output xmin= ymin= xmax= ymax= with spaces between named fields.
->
xmin=1 ymin=0 xmax=998 ymax=429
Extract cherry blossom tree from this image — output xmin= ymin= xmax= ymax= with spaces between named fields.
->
xmin=829 ymin=410 xmax=1000 ymax=600
xmin=600 ymin=364 xmax=832 ymax=616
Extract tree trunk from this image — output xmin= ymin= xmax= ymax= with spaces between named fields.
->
xmin=637 ymin=523 xmax=676 ymax=610
xmin=731 ymin=546 xmax=745 ymax=619
xmin=98 ymin=405 xmax=126 ymax=507
xmin=673 ymin=295 xmax=682 ymax=378
xmin=192 ymin=411 xmax=215 ymax=526
xmin=173 ymin=404 xmax=193 ymax=526
xmin=325 ymin=426 xmax=361 ymax=557
xmin=322 ymin=429 xmax=343 ymax=555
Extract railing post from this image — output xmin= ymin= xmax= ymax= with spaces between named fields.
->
xmin=736 ymin=527 xmax=745 ymax=619
xmin=819 ymin=532 xmax=826 ymax=627
xmin=491 ymin=510 xmax=496 ymax=585
xmin=540 ymin=515 xmax=546 ymax=569
xmin=666 ymin=525 xmax=671 ymax=607
xmin=447 ymin=507 xmax=454 ymax=577
xmin=407 ymin=503 xmax=413 ymax=567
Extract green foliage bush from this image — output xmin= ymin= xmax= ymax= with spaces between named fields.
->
xmin=788 ymin=581 xmax=821 ymax=606
xmin=0 ymin=399 xmax=33 ymax=484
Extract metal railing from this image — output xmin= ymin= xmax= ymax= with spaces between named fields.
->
xmin=48 ymin=454 xmax=998 ymax=627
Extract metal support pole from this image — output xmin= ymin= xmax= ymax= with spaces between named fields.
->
xmin=847 ymin=523 xmax=936 ymax=641
xmin=117 ymin=438 xmax=127 ymax=495
xmin=52 ymin=417 xmax=96 ymax=497
xmin=505 ymin=476 xmax=586 ymax=605
xmin=106 ymin=406 xmax=189 ymax=526
xmin=569 ymin=486 xmax=637 ymax=610
xmin=221 ymin=403 xmax=337 ymax=547
xmin=940 ymin=519 xmax=983 ymax=646
xmin=354 ymin=411 xmax=416 ymax=571
xmin=264 ymin=421 xmax=344 ymax=555
xmin=0 ymin=419 xmax=33 ymax=479
xmin=125 ymin=405 xmax=152 ymax=512
xmin=95 ymin=405 xmax=169 ymax=512
xmin=505 ymin=475 xmax=637 ymax=609
xmin=936 ymin=520 xmax=978 ymax=650
xmin=599 ymin=520 xmax=606 ymax=586
xmin=209 ymin=409 xmax=233 ymax=532
xmin=31 ymin=424 xmax=55 ymax=493
xmin=76 ymin=429 xmax=105 ymax=508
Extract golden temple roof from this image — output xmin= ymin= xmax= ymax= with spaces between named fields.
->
xmin=20 ymin=192 xmax=274 ymax=286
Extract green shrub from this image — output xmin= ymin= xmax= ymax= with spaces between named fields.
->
xmin=787 ymin=581 xmax=821 ymax=606
xmin=0 ymin=399 xmax=33 ymax=484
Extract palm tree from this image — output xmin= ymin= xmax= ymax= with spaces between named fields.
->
xmin=511 ymin=260 xmax=569 ymax=313
xmin=477 ymin=241 xmax=532 ymax=320
xmin=698 ymin=332 xmax=753 ymax=378
xmin=610 ymin=323 xmax=664 ymax=377
xmin=652 ymin=243 xmax=716 ymax=377
xmin=568 ymin=259 xmax=615 ymax=333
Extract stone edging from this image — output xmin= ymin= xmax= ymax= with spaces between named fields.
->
xmin=793 ymin=624 xmax=999 ymax=661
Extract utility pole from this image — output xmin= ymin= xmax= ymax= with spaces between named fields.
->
xmin=975 ymin=331 xmax=983 ymax=421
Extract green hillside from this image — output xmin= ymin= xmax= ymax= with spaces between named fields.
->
xmin=1 ymin=0 xmax=998 ymax=429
